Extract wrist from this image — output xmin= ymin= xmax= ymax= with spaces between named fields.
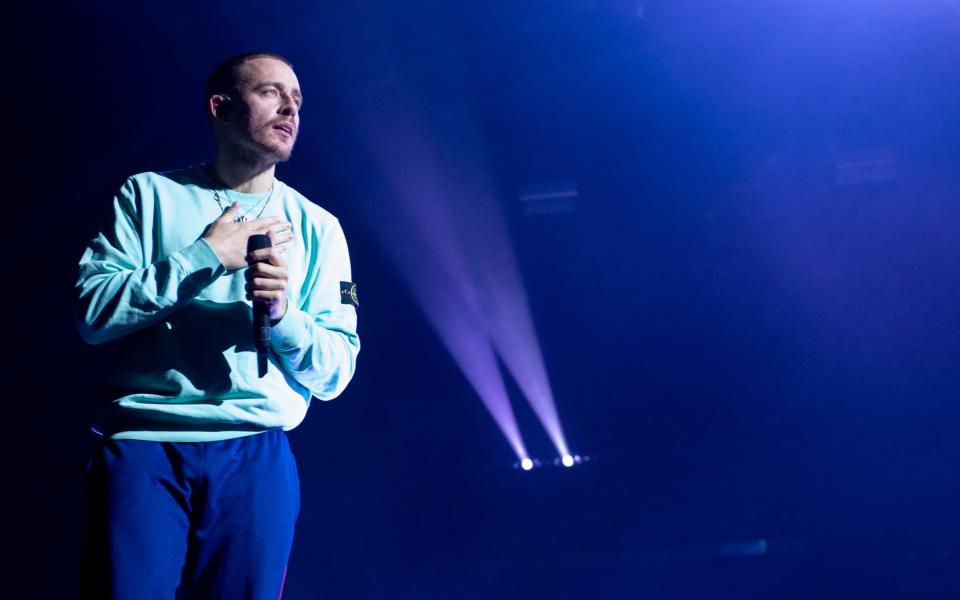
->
xmin=200 ymin=236 xmax=226 ymax=266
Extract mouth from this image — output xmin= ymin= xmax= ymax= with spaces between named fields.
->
xmin=272 ymin=122 xmax=295 ymax=138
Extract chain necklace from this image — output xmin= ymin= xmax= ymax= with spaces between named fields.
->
xmin=204 ymin=162 xmax=277 ymax=223
xmin=212 ymin=185 xmax=275 ymax=222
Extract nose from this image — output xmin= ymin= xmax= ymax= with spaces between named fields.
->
xmin=279 ymin=93 xmax=298 ymax=118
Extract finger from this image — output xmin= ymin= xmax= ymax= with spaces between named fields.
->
xmin=244 ymin=261 xmax=286 ymax=278
xmin=246 ymin=278 xmax=287 ymax=292
xmin=267 ymin=221 xmax=293 ymax=234
xmin=245 ymin=247 xmax=276 ymax=262
xmin=267 ymin=225 xmax=293 ymax=243
xmin=247 ymin=289 xmax=287 ymax=302
xmin=266 ymin=248 xmax=288 ymax=265
xmin=244 ymin=256 xmax=285 ymax=272
xmin=216 ymin=201 xmax=240 ymax=221
xmin=249 ymin=217 xmax=288 ymax=231
xmin=246 ymin=247 xmax=288 ymax=266
xmin=245 ymin=262 xmax=288 ymax=280
xmin=267 ymin=231 xmax=294 ymax=246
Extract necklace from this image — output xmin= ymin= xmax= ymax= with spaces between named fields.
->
xmin=212 ymin=185 xmax=275 ymax=222
xmin=204 ymin=162 xmax=277 ymax=223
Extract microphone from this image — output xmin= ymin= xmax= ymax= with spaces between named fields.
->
xmin=247 ymin=234 xmax=272 ymax=377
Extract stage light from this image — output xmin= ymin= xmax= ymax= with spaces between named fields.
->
xmin=517 ymin=455 xmax=593 ymax=470
xmin=353 ymin=94 xmax=571 ymax=467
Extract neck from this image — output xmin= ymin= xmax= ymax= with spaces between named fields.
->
xmin=211 ymin=145 xmax=276 ymax=193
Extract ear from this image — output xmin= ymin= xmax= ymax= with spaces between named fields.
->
xmin=210 ymin=94 xmax=232 ymax=122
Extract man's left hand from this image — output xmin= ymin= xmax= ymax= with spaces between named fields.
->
xmin=245 ymin=245 xmax=289 ymax=323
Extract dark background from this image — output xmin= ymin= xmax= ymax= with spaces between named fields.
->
xmin=10 ymin=1 xmax=960 ymax=597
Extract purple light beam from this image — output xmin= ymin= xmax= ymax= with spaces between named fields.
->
xmin=350 ymin=81 xmax=569 ymax=461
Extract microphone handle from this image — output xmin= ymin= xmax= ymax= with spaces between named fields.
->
xmin=247 ymin=234 xmax=273 ymax=378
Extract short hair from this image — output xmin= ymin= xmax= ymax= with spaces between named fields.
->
xmin=204 ymin=51 xmax=294 ymax=123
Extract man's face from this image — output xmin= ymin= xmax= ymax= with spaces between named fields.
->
xmin=227 ymin=57 xmax=302 ymax=163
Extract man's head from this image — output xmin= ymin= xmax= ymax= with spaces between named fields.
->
xmin=205 ymin=52 xmax=302 ymax=164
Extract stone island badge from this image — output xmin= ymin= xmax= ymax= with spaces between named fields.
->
xmin=340 ymin=282 xmax=359 ymax=307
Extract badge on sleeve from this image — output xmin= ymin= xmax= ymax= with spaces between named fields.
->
xmin=340 ymin=281 xmax=359 ymax=307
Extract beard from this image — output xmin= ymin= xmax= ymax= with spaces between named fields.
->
xmin=228 ymin=120 xmax=296 ymax=166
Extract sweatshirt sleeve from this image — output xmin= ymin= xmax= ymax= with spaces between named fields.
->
xmin=268 ymin=218 xmax=360 ymax=400
xmin=75 ymin=177 xmax=225 ymax=345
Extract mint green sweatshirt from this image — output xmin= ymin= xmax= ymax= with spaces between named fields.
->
xmin=76 ymin=165 xmax=360 ymax=442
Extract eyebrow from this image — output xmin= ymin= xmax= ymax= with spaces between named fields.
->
xmin=253 ymin=81 xmax=303 ymax=103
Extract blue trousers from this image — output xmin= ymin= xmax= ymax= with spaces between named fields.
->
xmin=80 ymin=430 xmax=300 ymax=599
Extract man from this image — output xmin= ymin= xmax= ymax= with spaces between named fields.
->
xmin=76 ymin=52 xmax=360 ymax=599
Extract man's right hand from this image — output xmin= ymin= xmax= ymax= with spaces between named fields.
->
xmin=203 ymin=202 xmax=293 ymax=270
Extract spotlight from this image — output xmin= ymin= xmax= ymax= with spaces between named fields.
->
xmin=517 ymin=455 xmax=592 ymax=470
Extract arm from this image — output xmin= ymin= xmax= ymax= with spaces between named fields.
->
xmin=74 ymin=177 xmax=225 ymax=345
xmin=266 ymin=219 xmax=360 ymax=400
